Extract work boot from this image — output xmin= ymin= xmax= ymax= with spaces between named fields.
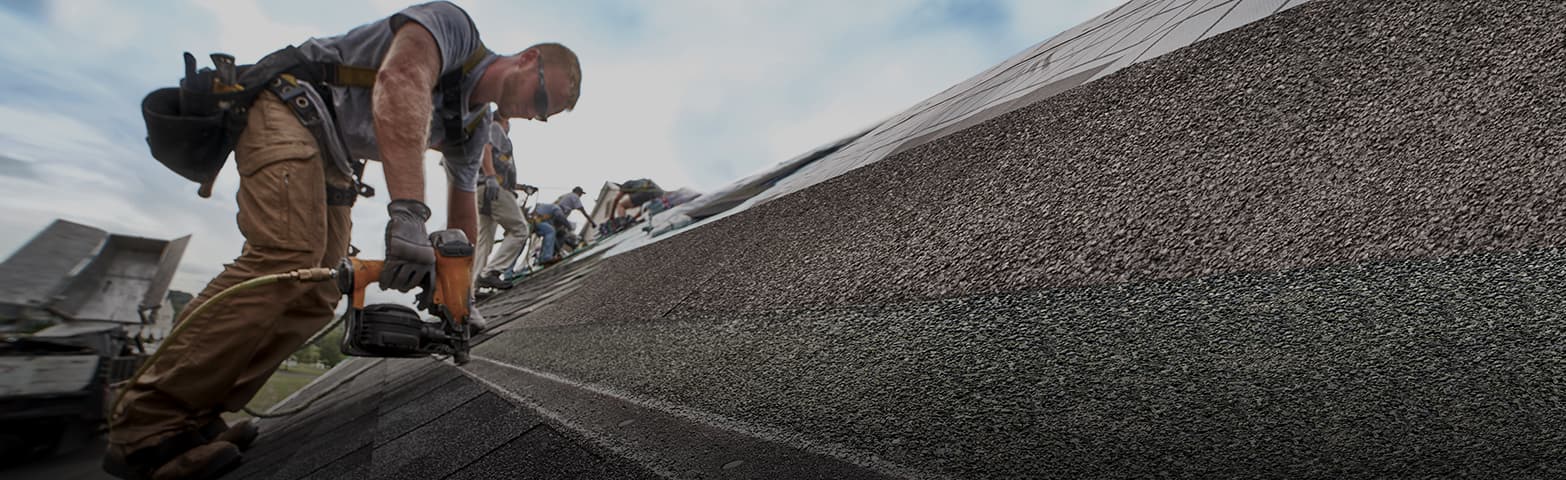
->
xmin=150 ymin=441 xmax=242 ymax=480
xmin=103 ymin=430 xmax=238 ymax=480
xmin=217 ymin=420 xmax=258 ymax=452
xmin=200 ymin=419 xmax=258 ymax=451
xmin=476 ymin=270 xmax=510 ymax=290
xmin=103 ymin=444 xmax=153 ymax=480
xmin=467 ymin=303 xmax=489 ymax=334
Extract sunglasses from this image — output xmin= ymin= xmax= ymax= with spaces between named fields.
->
xmin=534 ymin=56 xmax=551 ymax=122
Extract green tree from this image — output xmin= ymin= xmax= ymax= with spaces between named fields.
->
xmin=316 ymin=324 xmax=346 ymax=367
xmin=292 ymin=345 xmax=321 ymax=367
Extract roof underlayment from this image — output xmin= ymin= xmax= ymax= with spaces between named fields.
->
xmin=221 ymin=0 xmax=1565 ymax=478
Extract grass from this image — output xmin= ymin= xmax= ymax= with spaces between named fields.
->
xmin=222 ymin=365 xmax=327 ymax=421
xmin=278 ymin=363 xmax=328 ymax=376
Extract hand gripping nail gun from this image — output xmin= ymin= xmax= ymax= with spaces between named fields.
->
xmin=335 ymin=229 xmax=475 ymax=365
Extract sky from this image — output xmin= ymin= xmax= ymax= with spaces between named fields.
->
xmin=0 ymin=0 xmax=1120 ymax=305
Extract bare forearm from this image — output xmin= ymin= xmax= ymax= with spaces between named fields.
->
xmin=481 ymin=145 xmax=496 ymax=177
xmin=373 ymin=78 xmax=433 ymax=200
xmin=373 ymin=24 xmax=441 ymax=201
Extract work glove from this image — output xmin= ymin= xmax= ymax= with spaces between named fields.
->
xmin=480 ymin=176 xmax=500 ymax=215
xmin=381 ymin=199 xmax=435 ymax=292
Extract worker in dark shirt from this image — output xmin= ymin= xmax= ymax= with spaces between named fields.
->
xmin=611 ymin=178 xmax=664 ymax=219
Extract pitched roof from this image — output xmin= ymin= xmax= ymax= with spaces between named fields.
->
xmin=237 ymin=0 xmax=1566 ymax=477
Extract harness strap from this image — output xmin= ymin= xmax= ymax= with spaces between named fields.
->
xmin=252 ymin=44 xmax=488 ymax=204
xmin=329 ymin=64 xmax=379 ymax=88
xmin=306 ymin=45 xmax=490 ymax=152
xmin=326 ymin=185 xmax=358 ymax=206
xmin=306 ymin=44 xmax=487 ymax=89
xmin=269 ymin=75 xmax=365 ymax=207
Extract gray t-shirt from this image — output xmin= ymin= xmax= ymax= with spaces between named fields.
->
xmin=294 ymin=1 xmax=495 ymax=192
xmin=486 ymin=118 xmax=516 ymax=189
xmin=488 ymin=119 xmax=513 ymax=158
xmin=554 ymin=192 xmax=583 ymax=212
xmin=533 ymin=202 xmax=567 ymax=225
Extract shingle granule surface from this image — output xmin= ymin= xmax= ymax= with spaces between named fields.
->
xmin=514 ymin=0 xmax=1566 ymax=319
xmin=487 ymin=250 xmax=1566 ymax=478
xmin=369 ymin=0 xmax=1566 ymax=478
xmin=480 ymin=0 xmax=1566 ymax=477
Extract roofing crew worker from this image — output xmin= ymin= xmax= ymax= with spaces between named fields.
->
xmin=529 ymin=201 xmax=572 ymax=265
xmin=474 ymin=114 xmax=533 ymax=290
xmin=612 ymin=178 xmax=665 ymax=219
xmin=555 ymin=186 xmax=597 ymax=229
xmin=106 ymin=2 xmax=581 ymax=478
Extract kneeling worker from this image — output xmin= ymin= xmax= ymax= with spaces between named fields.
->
xmin=612 ymin=178 xmax=664 ymax=220
xmin=529 ymin=201 xmax=573 ymax=265
xmin=107 ymin=2 xmax=581 ymax=478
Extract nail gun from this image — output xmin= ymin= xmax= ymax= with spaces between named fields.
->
xmin=334 ymin=229 xmax=475 ymax=365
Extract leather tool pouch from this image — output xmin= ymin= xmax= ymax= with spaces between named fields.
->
xmin=142 ymin=53 xmax=256 ymax=187
xmin=142 ymin=86 xmax=234 ymax=185
xmin=142 ymin=48 xmax=308 ymax=191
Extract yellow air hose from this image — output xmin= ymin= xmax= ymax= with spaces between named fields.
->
xmin=110 ymin=267 xmax=337 ymax=421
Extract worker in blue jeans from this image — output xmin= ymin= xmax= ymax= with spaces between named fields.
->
xmin=530 ymin=201 xmax=570 ymax=265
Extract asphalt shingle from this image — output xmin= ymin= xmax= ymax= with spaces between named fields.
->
xmin=215 ymin=1 xmax=1566 ymax=478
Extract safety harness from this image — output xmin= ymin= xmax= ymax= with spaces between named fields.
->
xmin=276 ymin=45 xmax=491 ymax=205
xmin=288 ymin=47 xmax=491 ymax=146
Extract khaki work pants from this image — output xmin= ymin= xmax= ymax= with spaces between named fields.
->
xmin=109 ymin=91 xmax=353 ymax=451
xmin=474 ymin=181 xmax=530 ymax=278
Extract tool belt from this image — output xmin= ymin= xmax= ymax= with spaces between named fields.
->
xmin=142 ymin=45 xmax=489 ymax=199
xmin=479 ymin=153 xmax=518 ymax=191
xmin=498 ymin=153 xmax=517 ymax=191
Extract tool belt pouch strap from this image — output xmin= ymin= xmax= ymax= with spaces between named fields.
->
xmin=266 ymin=76 xmax=362 ymax=206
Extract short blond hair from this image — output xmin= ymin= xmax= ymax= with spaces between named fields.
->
xmin=529 ymin=43 xmax=581 ymax=111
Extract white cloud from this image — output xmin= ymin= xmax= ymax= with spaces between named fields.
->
xmin=1 ymin=0 xmax=1118 ymax=303
xmin=186 ymin=0 xmax=325 ymax=61
xmin=51 ymin=0 xmax=146 ymax=50
xmin=0 ymin=105 xmax=153 ymax=193
xmin=444 ymin=0 xmax=1116 ymax=220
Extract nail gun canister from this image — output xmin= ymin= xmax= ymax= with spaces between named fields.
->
xmin=343 ymin=303 xmax=429 ymax=358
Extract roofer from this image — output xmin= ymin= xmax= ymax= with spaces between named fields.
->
xmin=107 ymin=3 xmax=581 ymax=478
xmin=529 ymin=201 xmax=573 ymax=266
xmin=555 ymin=186 xmax=597 ymax=229
xmin=612 ymin=178 xmax=665 ymax=220
xmin=474 ymin=114 xmax=533 ymax=290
